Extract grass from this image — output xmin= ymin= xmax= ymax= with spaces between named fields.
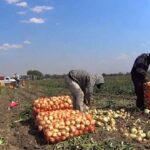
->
xmin=51 ymin=134 xmax=136 ymax=150
xmin=26 ymin=74 xmax=134 ymax=97
xmin=99 ymin=75 xmax=134 ymax=96
xmin=30 ymin=79 xmax=69 ymax=96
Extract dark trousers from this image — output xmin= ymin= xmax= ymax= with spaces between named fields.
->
xmin=131 ymin=75 xmax=145 ymax=110
xmin=15 ymin=79 xmax=19 ymax=88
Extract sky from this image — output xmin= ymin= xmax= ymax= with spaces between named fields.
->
xmin=0 ymin=0 xmax=150 ymax=76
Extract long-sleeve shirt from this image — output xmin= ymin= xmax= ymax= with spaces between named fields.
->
xmin=68 ymin=69 xmax=104 ymax=103
xmin=131 ymin=53 xmax=150 ymax=80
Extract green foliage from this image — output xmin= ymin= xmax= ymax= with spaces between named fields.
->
xmin=0 ymin=137 xmax=5 ymax=146
xmin=31 ymin=79 xmax=70 ymax=96
xmin=52 ymin=134 xmax=135 ymax=150
xmin=29 ymin=74 xmax=134 ymax=97
xmin=19 ymin=105 xmax=32 ymax=121
xmin=10 ymin=105 xmax=32 ymax=128
xmin=100 ymin=75 xmax=134 ymax=96
xmin=27 ymin=70 xmax=43 ymax=80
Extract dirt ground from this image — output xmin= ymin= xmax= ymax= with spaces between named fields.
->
xmin=0 ymin=86 xmax=44 ymax=150
xmin=0 ymin=85 xmax=149 ymax=150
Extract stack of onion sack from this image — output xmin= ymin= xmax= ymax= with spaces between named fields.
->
xmin=32 ymin=95 xmax=73 ymax=116
xmin=32 ymin=96 xmax=96 ymax=143
xmin=144 ymin=82 xmax=150 ymax=109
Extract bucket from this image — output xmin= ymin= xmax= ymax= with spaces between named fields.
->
xmin=144 ymin=82 xmax=150 ymax=109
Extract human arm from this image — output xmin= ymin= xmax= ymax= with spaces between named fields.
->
xmin=134 ymin=56 xmax=148 ymax=79
xmin=136 ymin=65 xmax=146 ymax=77
xmin=83 ymin=83 xmax=94 ymax=107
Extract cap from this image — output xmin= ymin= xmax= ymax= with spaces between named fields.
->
xmin=95 ymin=74 xmax=104 ymax=85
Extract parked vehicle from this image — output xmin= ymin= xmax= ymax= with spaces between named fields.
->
xmin=0 ymin=76 xmax=16 ymax=88
xmin=3 ymin=76 xmax=16 ymax=84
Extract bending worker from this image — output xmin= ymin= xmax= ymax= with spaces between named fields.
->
xmin=65 ymin=69 xmax=104 ymax=111
xmin=131 ymin=53 xmax=150 ymax=110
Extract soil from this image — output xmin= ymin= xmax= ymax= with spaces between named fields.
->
xmin=0 ymin=85 xmax=149 ymax=150
xmin=0 ymin=86 xmax=43 ymax=150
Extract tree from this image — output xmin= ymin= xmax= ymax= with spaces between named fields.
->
xmin=27 ymin=70 xmax=43 ymax=80
xmin=44 ymin=74 xmax=51 ymax=79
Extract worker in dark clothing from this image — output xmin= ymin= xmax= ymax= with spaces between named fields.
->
xmin=131 ymin=53 xmax=150 ymax=110
xmin=65 ymin=69 xmax=104 ymax=111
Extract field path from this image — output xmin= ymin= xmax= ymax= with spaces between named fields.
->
xmin=0 ymin=88 xmax=21 ymax=150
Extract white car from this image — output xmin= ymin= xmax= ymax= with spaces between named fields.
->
xmin=3 ymin=76 xmax=16 ymax=84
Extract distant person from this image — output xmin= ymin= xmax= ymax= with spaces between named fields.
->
xmin=14 ymin=73 xmax=20 ymax=88
xmin=131 ymin=53 xmax=150 ymax=110
xmin=65 ymin=69 xmax=104 ymax=111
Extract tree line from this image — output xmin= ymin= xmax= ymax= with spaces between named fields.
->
xmin=21 ymin=70 xmax=66 ymax=80
xmin=19 ymin=70 xmax=136 ymax=80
